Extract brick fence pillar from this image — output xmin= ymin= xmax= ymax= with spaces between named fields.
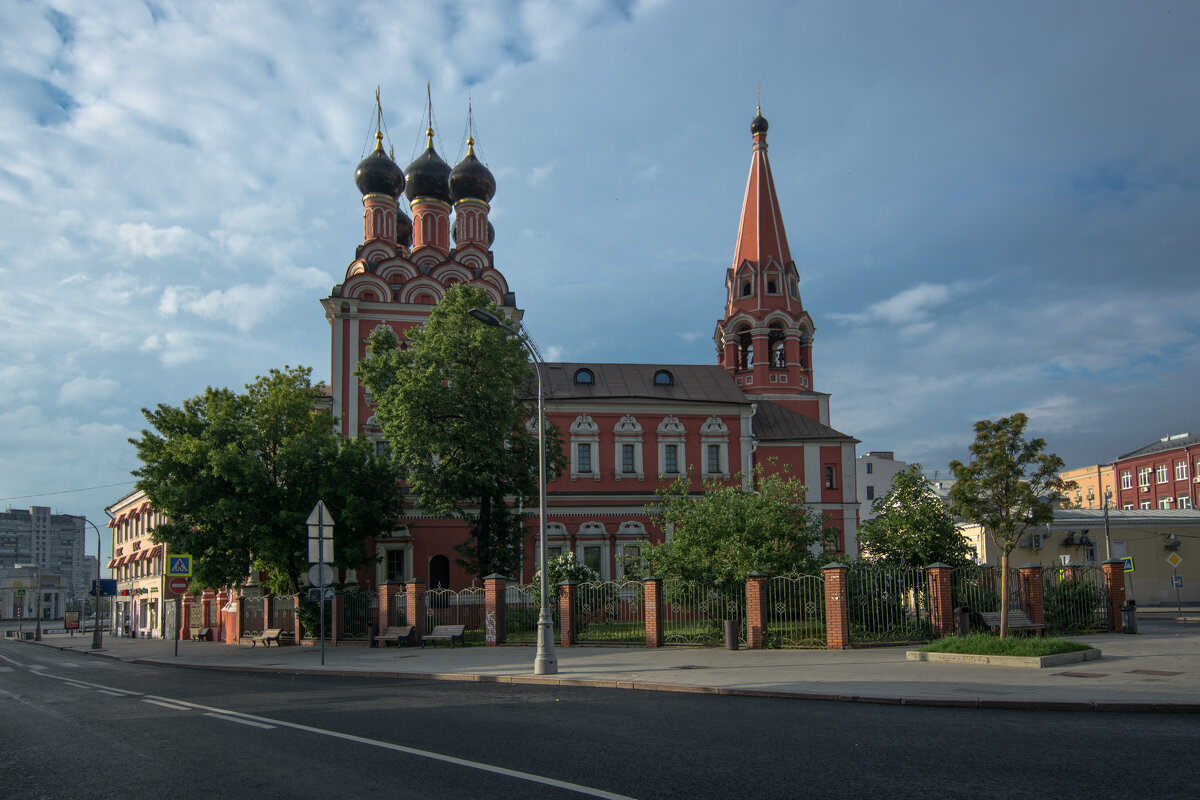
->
xmin=1018 ymin=563 xmax=1045 ymax=626
xmin=746 ymin=573 xmax=767 ymax=649
xmin=180 ymin=592 xmax=193 ymax=641
xmin=484 ymin=574 xmax=506 ymax=645
xmin=201 ymin=588 xmax=215 ymax=630
xmin=643 ymin=578 xmax=663 ymax=648
xmin=559 ymin=581 xmax=576 ymax=647
xmin=406 ymin=579 xmax=426 ymax=638
xmin=823 ymin=563 xmax=850 ymax=650
xmin=379 ymin=582 xmax=400 ymax=632
xmin=926 ymin=563 xmax=954 ymax=638
xmin=1102 ymin=560 xmax=1127 ymax=633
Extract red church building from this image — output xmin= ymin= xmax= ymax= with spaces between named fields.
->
xmin=322 ymin=104 xmax=859 ymax=592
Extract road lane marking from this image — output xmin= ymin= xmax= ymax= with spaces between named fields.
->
xmin=204 ymin=713 xmax=275 ymax=729
xmin=28 ymin=672 xmax=140 ymax=696
xmin=143 ymin=699 xmax=192 ymax=711
xmin=145 ymin=695 xmax=638 ymax=799
xmin=98 ymin=690 xmax=126 ymax=697
xmin=0 ymin=652 xmax=25 ymax=667
xmin=61 ymin=681 xmax=93 ymax=690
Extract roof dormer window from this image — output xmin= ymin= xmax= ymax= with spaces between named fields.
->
xmin=653 ymin=370 xmax=674 ymax=386
xmin=574 ymin=368 xmax=594 ymax=385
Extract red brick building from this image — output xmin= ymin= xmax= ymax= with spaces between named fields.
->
xmin=1113 ymin=432 xmax=1199 ymax=512
xmin=322 ymin=104 xmax=859 ymax=591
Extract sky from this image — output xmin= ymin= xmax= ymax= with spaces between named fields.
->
xmin=2 ymin=0 xmax=1198 ymax=562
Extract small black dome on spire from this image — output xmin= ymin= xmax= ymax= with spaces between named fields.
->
xmin=355 ymin=133 xmax=405 ymax=198
xmin=404 ymin=128 xmax=452 ymax=203
xmin=750 ymin=112 xmax=768 ymax=135
xmin=450 ymin=138 xmax=496 ymax=203
xmin=396 ymin=207 xmax=413 ymax=247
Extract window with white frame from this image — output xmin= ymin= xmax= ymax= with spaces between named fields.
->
xmin=1121 ymin=471 xmax=1132 ymax=490
xmin=568 ymin=415 xmax=600 ymax=480
xmin=1140 ymin=500 xmax=1152 ymax=509
xmin=1176 ymin=460 xmax=1189 ymax=481
xmin=612 ymin=415 xmax=644 ymax=480
xmin=1156 ymin=464 xmax=1169 ymax=484
xmin=1123 ymin=503 xmax=1134 ymax=510
xmin=656 ymin=416 xmax=686 ymax=477
xmin=576 ymin=522 xmax=608 ymax=579
xmin=825 ymin=465 xmax=837 ymax=489
xmin=700 ymin=416 xmax=730 ymax=479
xmin=1159 ymin=497 xmax=1173 ymax=509
xmin=1178 ymin=495 xmax=1193 ymax=510
xmin=1138 ymin=468 xmax=1151 ymax=487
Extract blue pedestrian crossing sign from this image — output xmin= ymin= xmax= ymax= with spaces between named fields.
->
xmin=1121 ymin=556 xmax=1135 ymax=573
xmin=167 ymin=554 xmax=193 ymax=577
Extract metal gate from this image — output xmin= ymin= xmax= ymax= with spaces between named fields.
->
xmin=765 ymin=573 xmax=825 ymax=648
xmin=662 ymin=581 xmax=744 ymax=646
xmin=846 ymin=564 xmax=931 ymax=643
xmin=1043 ymin=565 xmax=1109 ymax=634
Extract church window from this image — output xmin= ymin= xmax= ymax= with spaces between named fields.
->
xmin=867 ymin=486 xmax=875 ymax=500
xmin=653 ymin=370 xmax=674 ymax=386
xmin=385 ymin=549 xmax=406 ymax=583
xmin=767 ymin=280 xmax=778 ymax=294
xmin=741 ymin=281 xmax=752 ymax=297
xmin=768 ymin=326 xmax=785 ymax=367
xmin=707 ymin=444 xmax=721 ymax=475
xmin=664 ymin=444 xmax=679 ymax=474
xmin=418 ymin=293 xmax=434 ymax=304
xmin=622 ymin=444 xmax=635 ymax=473
xmin=569 ymin=414 xmax=601 ymax=481
xmin=613 ymin=415 xmax=644 ymax=480
xmin=582 ymin=545 xmax=602 ymax=574
xmin=825 ymin=465 xmax=837 ymax=489
xmin=574 ymin=368 xmax=594 ymax=384
xmin=700 ymin=416 xmax=730 ymax=479
xmin=737 ymin=327 xmax=753 ymax=370
xmin=578 ymin=443 xmax=592 ymax=473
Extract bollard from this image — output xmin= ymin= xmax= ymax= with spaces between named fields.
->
xmin=724 ymin=619 xmax=739 ymax=650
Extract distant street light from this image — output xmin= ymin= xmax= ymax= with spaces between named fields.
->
xmin=1088 ymin=487 xmax=1114 ymax=562
xmin=468 ymin=307 xmax=557 ymax=676
xmin=69 ymin=516 xmax=104 ymax=650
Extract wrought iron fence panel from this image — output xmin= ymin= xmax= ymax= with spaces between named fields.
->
xmin=951 ymin=565 xmax=1002 ymax=630
xmin=504 ymin=583 xmax=560 ymax=644
xmin=662 ymin=581 xmax=745 ymax=646
xmin=339 ymin=591 xmax=372 ymax=639
xmin=765 ymin=573 xmax=826 ymax=649
xmin=188 ymin=601 xmax=202 ymax=628
xmin=846 ymin=564 xmax=932 ymax=643
xmin=239 ymin=600 xmax=264 ymax=637
xmin=1043 ymin=566 xmax=1109 ymax=635
xmin=390 ymin=588 xmax=408 ymax=627
xmin=269 ymin=599 xmax=295 ymax=634
xmin=425 ymin=587 xmax=486 ymax=643
xmin=1005 ymin=567 xmax=1024 ymax=612
xmin=574 ymin=580 xmax=645 ymax=644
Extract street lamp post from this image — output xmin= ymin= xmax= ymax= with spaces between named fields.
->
xmin=468 ymin=307 xmax=557 ymax=675
xmin=70 ymin=516 xmax=104 ymax=650
xmin=1088 ymin=487 xmax=1114 ymax=562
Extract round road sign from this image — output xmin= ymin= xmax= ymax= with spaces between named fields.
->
xmin=168 ymin=576 xmax=190 ymax=594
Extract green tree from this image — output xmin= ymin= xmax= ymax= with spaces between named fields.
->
xmin=356 ymin=284 xmax=566 ymax=580
xmin=638 ymin=465 xmax=835 ymax=592
xmin=857 ymin=464 xmax=973 ymax=569
xmin=132 ymin=366 xmax=404 ymax=596
xmin=949 ymin=413 xmax=1073 ymax=637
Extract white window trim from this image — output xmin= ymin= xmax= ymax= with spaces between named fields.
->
xmin=1176 ymin=460 xmax=1189 ymax=481
xmin=1156 ymin=464 xmax=1169 ymax=484
xmin=1138 ymin=468 xmax=1151 ymax=487
xmin=612 ymin=415 xmax=644 ymax=481
xmin=576 ymin=522 xmax=609 ymax=580
xmin=1179 ymin=496 xmax=1194 ymax=510
xmin=568 ymin=415 xmax=601 ymax=482
xmin=1121 ymin=471 xmax=1132 ymax=490
xmin=700 ymin=415 xmax=731 ymax=480
xmin=656 ymin=416 xmax=687 ymax=478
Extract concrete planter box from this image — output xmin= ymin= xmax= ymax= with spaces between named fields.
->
xmin=905 ymin=648 xmax=1101 ymax=668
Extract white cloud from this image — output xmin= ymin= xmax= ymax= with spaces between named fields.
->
xmin=833 ymin=282 xmax=954 ymax=327
xmin=141 ymin=331 xmax=207 ymax=367
xmin=109 ymin=222 xmax=210 ymax=259
xmin=59 ymin=376 xmax=119 ymax=405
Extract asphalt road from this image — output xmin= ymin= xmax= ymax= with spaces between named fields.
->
xmin=1 ymin=641 xmax=1195 ymax=799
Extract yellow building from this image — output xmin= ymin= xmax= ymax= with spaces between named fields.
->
xmin=1059 ymin=464 xmax=1116 ymax=509
xmin=959 ymin=509 xmax=1200 ymax=605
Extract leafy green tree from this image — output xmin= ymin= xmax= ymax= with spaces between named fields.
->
xmin=529 ymin=551 xmax=601 ymax=605
xmin=356 ymin=284 xmax=566 ymax=580
xmin=132 ymin=366 xmax=404 ymax=596
xmin=949 ymin=413 xmax=1073 ymax=637
xmin=857 ymin=464 xmax=974 ymax=569
xmin=638 ymin=465 xmax=835 ymax=592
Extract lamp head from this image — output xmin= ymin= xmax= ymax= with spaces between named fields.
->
xmin=468 ymin=308 xmax=503 ymax=327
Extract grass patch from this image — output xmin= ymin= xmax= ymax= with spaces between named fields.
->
xmin=921 ymin=633 xmax=1092 ymax=657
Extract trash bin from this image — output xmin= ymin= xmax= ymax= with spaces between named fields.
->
xmin=724 ymin=619 xmax=739 ymax=650
xmin=1121 ymin=600 xmax=1138 ymax=634
xmin=367 ymin=621 xmax=376 ymax=647
xmin=953 ymin=606 xmax=970 ymax=637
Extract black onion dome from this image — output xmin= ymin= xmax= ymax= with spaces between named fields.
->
xmin=355 ymin=133 xmax=405 ymax=198
xmin=486 ymin=220 xmax=495 ymax=246
xmin=750 ymin=112 xmax=768 ymax=136
xmin=404 ymin=128 xmax=452 ymax=203
xmin=396 ymin=208 xmax=413 ymax=247
xmin=450 ymin=138 xmax=496 ymax=203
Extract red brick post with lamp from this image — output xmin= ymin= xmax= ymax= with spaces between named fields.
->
xmin=1102 ymin=560 xmax=1126 ymax=633
xmin=746 ymin=573 xmax=767 ymax=649
xmin=823 ymin=563 xmax=850 ymax=650
xmin=643 ymin=577 xmax=663 ymax=648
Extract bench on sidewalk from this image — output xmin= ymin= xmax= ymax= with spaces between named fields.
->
xmin=373 ymin=625 xmax=414 ymax=647
xmin=979 ymin=611 xmax=1046 ymax=637
xmin=250 ymin=628 xmax=284 ymax=647
xmin=421 ymin=624 xmax=465 ymax=648
xmin=192 ymin=627 xmax=211 ymax=642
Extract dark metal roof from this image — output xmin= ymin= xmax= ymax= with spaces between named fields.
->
xmin=1118 ymin=432 xmax=1199 ymax=460
xmin=541 ymin=363 xmax=747 ymax=405
xmin=753 ymin=399 xmax=857 ymax=443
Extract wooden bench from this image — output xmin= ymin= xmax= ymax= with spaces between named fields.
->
xmin=421 ymin=624 xmax=465 ymax=648
xmin=250 ymin=628 xmax=284 ymax=647
xmin=373 ymin=625 xmax=414 ymax=647
xmin=979 ymin=611 xmax=1046 ymax=637
xmin=191 ymin=627 xmax=211 ymax=642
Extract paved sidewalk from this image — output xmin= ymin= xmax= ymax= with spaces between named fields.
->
xmin=12 ymin=616 xmax=1200 ymax=712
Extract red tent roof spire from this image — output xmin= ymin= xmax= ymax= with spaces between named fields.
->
xmin=732 ymin=107 xmax=791 ymax=270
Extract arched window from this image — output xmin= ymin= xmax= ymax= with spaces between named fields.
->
xmin=653 ymin=370 xmax=673 ymax=386
xmin=767 ymin=280 xmax=778 ymax=294
xmin=768 ymin=325 xmax=786 ymax=367
xmin=741 ymin=281 xmax=752 ymax=297
xmin=737 ymin=327 xmax=753 ymax=370
xmin=574 ymin=368 xmax=594 ymax=384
